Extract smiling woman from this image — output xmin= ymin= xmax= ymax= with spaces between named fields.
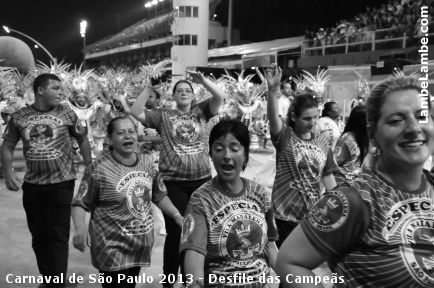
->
xmin=130 ymin=72 xmax=225 ymax=283
xmin=276 ymin=74 xmax=434 ymax=288
xmin=71 ymin=115 xmax=184 ymax=288
xmin=264 ymin=64 xmax=339 ymax=248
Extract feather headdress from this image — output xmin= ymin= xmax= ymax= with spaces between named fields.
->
xmin=352 ymin=70 xmax=370 ymax=105
xmin=302 ymin=68 xmax=331 ymax=99
xmin=219 ymin=69 xmax=266 ymax=114
xmin=137 ymin=58 xmax=171 ymax=83
xmin=96 ymin=68 xmax=134 ymax=112
xmin=392 ymin=69 xmax=422 ymax=79
xmin=0 ymin=66 xmax=34 ymax=113
xmin=32 ymin=60 xmax=71 ymax=82
xmin=64 ymin=65 xmax=99 ymax=101
xmin=292 ymin=74 xmax=309 ymax=94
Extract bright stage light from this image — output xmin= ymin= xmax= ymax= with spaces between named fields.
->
xmin=80 ymin=20 xmax=87 ymax=38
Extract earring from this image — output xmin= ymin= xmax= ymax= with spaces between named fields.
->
xmin=372 ymin=146 xmax=381 ymax=157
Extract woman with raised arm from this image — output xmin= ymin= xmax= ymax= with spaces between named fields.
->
xmin=265 ymin=64 xmax=338 ymax=248
xmin=181 ymin=119 xmax=278 ymax=288
xmin=130 ymin=72 xmax=224 ymax=286
xmin=71 ymin=115 xmax=183 ymax=288
xmin=276 ymin=74 xmax=434 ymax=288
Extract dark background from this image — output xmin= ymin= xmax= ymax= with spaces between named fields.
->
xmin=1 ymin=0 xmax=385 ymax=65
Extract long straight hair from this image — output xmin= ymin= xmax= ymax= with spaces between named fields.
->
xmin=342 ymin=105 xmax=369 ymax=164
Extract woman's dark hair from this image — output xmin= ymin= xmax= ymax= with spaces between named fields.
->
xmin=209 ymin=119 xmax=250 ymax=171
xmin=172 ymin=79 xmax=194 ymax=94
xmin=321 ymin=101 xmax=337 ymax=117
xmin=153 ymin=88 xmax=162 ymax=99
xmin=286 ymin=93 xmax=318 ymax=128
xmin=107 ymin=115 xmax=137 ymax=137
xmin=342 ymin=105 xmax=369 ymax=164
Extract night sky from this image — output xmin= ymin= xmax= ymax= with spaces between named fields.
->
xmin=1 ymin=0 xmax=384 ymax=65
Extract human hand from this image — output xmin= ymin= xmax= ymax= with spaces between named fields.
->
xmin=72 ymin=228 xmax=89 ymax=252
xmin=174 ymin=213 xmax=184 ymax=228
xmin=264 ymin=63 xmax=282 ymax=90
xmin=186 ymin=70 xmax=206 ymax=85
xmin=5 ymin=170 xmax=22 ymax=191
xmin=144 ymin=77 xmax=152 ymax=87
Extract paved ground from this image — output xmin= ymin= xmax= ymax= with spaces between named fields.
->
xmin=0 ymin=144 xmax=330 ymax=288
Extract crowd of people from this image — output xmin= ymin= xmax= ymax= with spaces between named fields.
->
xmin=1 ymin=60 xmax=433 ymax=288
xmin=305 ymin=0 xmax=434 ymax=49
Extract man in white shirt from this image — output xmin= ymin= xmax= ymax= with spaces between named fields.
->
xmin=277 ymin=81 xmax=292 ymax=120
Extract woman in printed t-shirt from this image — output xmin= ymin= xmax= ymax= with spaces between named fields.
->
xmin=276 ymin=74 xmax=434 ymax=288
xmin=265 ymin=64 xmax=338 ymax=247
xmin=333 ymin=105 xmax=369 ymax=185
xmin=130 ymin=72 xmax=224 ymax=285
xmin=316 ymin=101 xmax=343 ymax=149
xmin=181 ymin=119 xmax=278 ymax=288
xmin=71 ymin=115 xmax=184 ymax=288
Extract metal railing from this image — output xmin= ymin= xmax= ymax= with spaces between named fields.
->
xmin=302 ymin=27 xmax=434 ymax=56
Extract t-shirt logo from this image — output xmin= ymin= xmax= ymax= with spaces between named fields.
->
xmin=308 ymin=191 xmax=349 ymax=232
xmin=172 ymin=120 xmax=200 ymax=143
xmin=24 ymin=115 xmax=62 ymax=160
xmin=75 ymin=181 xmax=88 ymax=201
xmin=219 ymin=212 xmax=265 ymax=262
xmin=168 ymin=114 xmax=205 ymax=156
xmin=128 ymin=181 xmax=152 ymax=217
xmin=30 ymin=124 xmax=54 ymax=145
xmin=293 ymin=141 xmax=326 ymax=182
xmin=400 ymin=217 xmax=434 ymax=286
xmin=228 ymin=222 xmax=261 ymax=260
xmin=298 ymin=155 xmax=320 ymax=180
xmin=181 ymin=214 xmax=195 ymax=243
xmin=381 ymin=198 xmax=434 ymax=286
xmin=419 ymin=230 xmax=434 ymax=269
xmin=118 ymin=172 xmax=153 ymax=235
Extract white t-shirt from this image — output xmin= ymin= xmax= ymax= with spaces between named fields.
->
xmin=316 ymin=117 xmax=341 ymax=149
xmin=277 ymin=96 xmax=290 ymax=119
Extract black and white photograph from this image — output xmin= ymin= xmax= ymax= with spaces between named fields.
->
xmin=1 ymin=0 xmax=434 ymax=287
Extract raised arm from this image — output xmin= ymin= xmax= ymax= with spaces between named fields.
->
xmin=265 ymin=64 xmax=283 ymax=136
xmin=187 ymin=70 xmax=224 ymax=115
xmin=130 ymin=82 xmax=153 ymax=124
